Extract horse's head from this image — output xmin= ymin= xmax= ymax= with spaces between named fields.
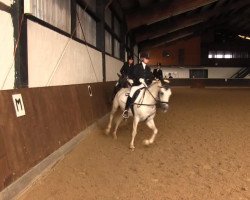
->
xmin=157 ymin=79 xmax=172 ymax=112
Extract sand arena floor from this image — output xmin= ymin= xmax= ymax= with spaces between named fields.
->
xmin=18 ymin=88 xmax=250 ymax=200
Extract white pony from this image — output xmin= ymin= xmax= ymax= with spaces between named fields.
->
xmin=105 ymin=79 xmax=172 ymax=150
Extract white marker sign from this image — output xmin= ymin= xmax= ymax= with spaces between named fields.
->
xmin=12 ymin=94 xmax=26 ymax=117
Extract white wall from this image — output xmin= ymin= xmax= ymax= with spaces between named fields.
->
xmin=207 ymin=67 xmax=241 ymax=78
xmin=161 ymin=68 xmax=189 ymax=78
xmin=159 ymin=67 xmax=242 ymax=79
xmin=27 ymin=20 xmax=103 ymax=87
xmin=0 ymin=8 xmax=15 ymax=90
xmin=105 ymin=55 xmax=123 ymax=81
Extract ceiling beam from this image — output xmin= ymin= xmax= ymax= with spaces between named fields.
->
xmin=134 ymin=0 xmax=250 ymax=43
xmin=135 ymin=17 xmax=201 ymax=43
xmin=139 ymin=17 xmax=230 ymax=50
xmin=139 ymin=24 xmax=202 ymax=50
xmin=126 ymin=0 xmax=219 ymax=30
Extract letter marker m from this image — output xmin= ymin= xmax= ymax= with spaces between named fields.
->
xmin=12 ymin=94 xmax=26 ymax=117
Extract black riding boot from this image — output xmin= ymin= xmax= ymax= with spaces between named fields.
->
xmin=122 ymin=96 xmax=132 ymax=118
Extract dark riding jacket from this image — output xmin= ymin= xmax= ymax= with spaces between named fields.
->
xmin=132 ymin=63 xmax=154 ymax=86
xmin=120 ymin=62 xmax=134 ymax=79
xmin=153 ymin=68 xmax=163 ymax=79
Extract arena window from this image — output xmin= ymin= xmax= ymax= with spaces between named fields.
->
xmin=104 ymin=8 xmax=121 ymax=59
xmin=76 ymin=4 xmax=97 ymax=47
xmin=105 ymin=30 xmax=112 ymax=54
xmin=105 ymin=8 xmax=112 ymax=28
xmin=114 ymin=39 xmax=120 ymax=58
xmin=29 ymin=0 xmax=71 ymax=33
xmin=208 ymin=51 xmax=250 ymax=59
xmin=114 ymin=17 xmax=120 ymax=37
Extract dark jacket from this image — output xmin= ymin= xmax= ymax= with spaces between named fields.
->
xmin=156 ymin=69 xmax=163 ymax=79
xmin=120 ymin=62 xmax=134 ymax=79
xmin=153 ymin=69 xmax=157 ymax=78
xmin=153 ymin=68 xmax=163 ymax=79
xmin=132 ymin=63 xmax=154 ymax=86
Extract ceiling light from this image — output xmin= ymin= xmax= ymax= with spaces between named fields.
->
xmin=238 ymin=34 xmax=250 ymax=40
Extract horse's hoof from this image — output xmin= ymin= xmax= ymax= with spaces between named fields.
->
xmin=105 ymin=129 xmax=110 ymax=135
xmin=113 ymin=134 xmax=117 ymax=140
xmin=129 ymin=145 xmax=135 ymax=151
xmin=143 ymin=139 xmax=150 ymax=146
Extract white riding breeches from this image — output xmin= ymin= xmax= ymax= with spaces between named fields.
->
xmin=129 ymin=83 xmax=145 ymax=97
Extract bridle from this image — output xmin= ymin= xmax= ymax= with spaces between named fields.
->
xmin=133 ymin=82 xmax=170 ymax=107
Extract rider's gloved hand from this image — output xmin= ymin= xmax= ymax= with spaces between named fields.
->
xmin=139 ymin=78 xmax=147 ymax=87
xmin=127 ymin=79 xmax=133 ymax=85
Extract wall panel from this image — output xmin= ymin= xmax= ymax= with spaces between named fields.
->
xmin=0 ymin=10 xmax=14 ymax=90
xmin=27 ymin=20 xmax=102 ymax=87
xmin=105 ymin=54 xmax=123 ymax=81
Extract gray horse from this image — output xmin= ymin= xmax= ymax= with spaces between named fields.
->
xmin=106 ymin=79 xmax=172 ymax=150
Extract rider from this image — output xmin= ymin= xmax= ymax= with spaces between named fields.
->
xmin=112 ymin=55 xmax=134 ymax=100
xmin=120 ymin=55 xmax=134 ymax=79
xmin=153 ymin=62 xmax=163 ymax=80
xmin=122 ymin=52 xmax=154 ymax=118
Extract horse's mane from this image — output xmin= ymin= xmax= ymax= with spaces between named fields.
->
xmin=148 ymin=80 xmax=160 ymax=88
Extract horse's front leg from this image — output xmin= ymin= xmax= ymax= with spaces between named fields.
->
xmin=130 ymin=117 xmax=140 ymax=150
xmin=143 ymin=119 xmax=158 ymax=146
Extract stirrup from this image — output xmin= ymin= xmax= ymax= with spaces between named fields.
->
xmin=122 ymin=110 xmax=129 ymax=119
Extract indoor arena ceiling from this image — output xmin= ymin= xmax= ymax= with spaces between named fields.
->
xmin=116 ymin=0 xmax=250 ymax=50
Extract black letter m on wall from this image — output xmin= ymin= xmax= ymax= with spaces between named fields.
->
xmin=15 ymin=98 xmax=23 ymax=112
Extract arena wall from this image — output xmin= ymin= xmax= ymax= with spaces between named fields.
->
xmin=148 ymin=37 xmax=201 ymax=66
xmin=0 ymin=4 xmax=15 ymax=90
xmin=168 ymin=78 xmax=250 ymax=87
xmin=0 ymin=82 xmax=114 ymax=193
xmin=158 ymin=67 xmax=242 ymax=79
